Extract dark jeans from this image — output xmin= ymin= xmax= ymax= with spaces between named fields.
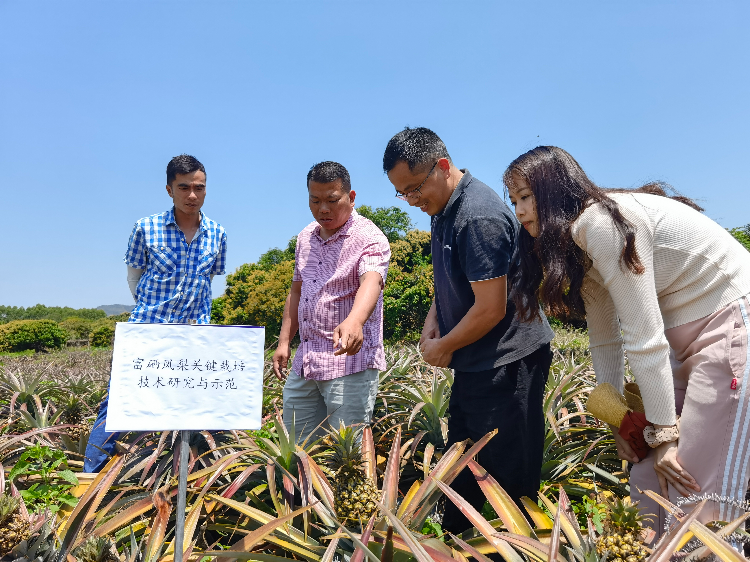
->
xmin=84 ymin=392 xmax=121 ymax=473
xmin=442 ymin=343 xmax=552 ymax=535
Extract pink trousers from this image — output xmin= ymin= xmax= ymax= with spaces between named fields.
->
xmin=630 ymin=295 xmax=750 ymax=533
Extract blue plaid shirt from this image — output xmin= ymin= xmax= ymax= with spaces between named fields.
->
xmin=124 ymin=208 xmax=227 ymax=324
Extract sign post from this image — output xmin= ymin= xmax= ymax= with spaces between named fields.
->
xmin=106 ymin=323 xmax=265 ymax=560
xmin=175 ymin=430 xmax=191 ymax=562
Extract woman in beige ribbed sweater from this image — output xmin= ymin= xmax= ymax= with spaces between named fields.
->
xmin=504 ymin=146 xmax=750 ymax=531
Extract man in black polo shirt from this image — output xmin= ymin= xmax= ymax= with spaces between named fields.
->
xmin=384 ymin=127 xmax=554 ymax=534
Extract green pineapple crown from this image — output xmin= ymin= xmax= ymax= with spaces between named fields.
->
xmin=0 ymin=493 xmax=21 ymax=525
xmin=62 ymin=395 xmax=84 ymax=415
xmin=326 ymin=423 xmax=367 ymax=475
xmin=605 ymin=497 xmax=645 ymax=533
xmin=64 ymin=394 xmax=83 ymax=408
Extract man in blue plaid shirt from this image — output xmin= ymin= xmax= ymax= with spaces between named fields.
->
xmin=84 ymin=154 xmax=228 ymax=472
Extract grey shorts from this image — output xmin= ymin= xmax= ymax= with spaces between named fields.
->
xmin=282 ymin=368 xmax=379 ymax=444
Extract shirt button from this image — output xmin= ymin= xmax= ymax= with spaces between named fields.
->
xmin=304 ymin=338 xmax=308 ymax=342
xmin=305 ymin=298 xmax=308 ymax=302
xmin=319 ymin=261 xmax=322 ymax=265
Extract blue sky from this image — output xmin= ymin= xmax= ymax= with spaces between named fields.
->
xmin=2 ymin=1 xmax=748 ymax=309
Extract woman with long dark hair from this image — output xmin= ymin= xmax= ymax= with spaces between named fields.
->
xmin=504 ymin=146 xmax=750 ymax=531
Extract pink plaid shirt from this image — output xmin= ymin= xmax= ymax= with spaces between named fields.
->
xmin=292 ymin=210 xmax=390 ymax=381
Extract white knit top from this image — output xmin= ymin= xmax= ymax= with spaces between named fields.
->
xmin=571 ymin=192 xmax=750 ymax=425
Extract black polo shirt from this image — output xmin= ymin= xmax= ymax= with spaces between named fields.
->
xmin=431 ymin=171 xmax=553 ymax=372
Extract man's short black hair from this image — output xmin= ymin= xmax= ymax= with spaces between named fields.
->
xmin=382 ymin=127 xmax=451 ymax=173
xmin=167 ymin=154 xmax=206 ymax=185
xmin=307 ymin=161 xmax=351 ymax=192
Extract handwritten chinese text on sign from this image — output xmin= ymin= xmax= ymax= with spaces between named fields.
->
xmin=106 ymin=323 xmax=265 ymax=431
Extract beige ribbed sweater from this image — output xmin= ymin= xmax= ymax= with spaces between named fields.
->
xmin=571 ymin=193 xmax=750 ymax=425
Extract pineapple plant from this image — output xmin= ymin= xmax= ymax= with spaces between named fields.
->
xmin=72 ymin=536 xmax=120 ymax=562
xmin=327 ymin=423 xmax=380 ymax=526
xmin=0 ymin=494 xmax=30 ymax=556
xmin=596 ymin=497 xmax=649 ymax=562
xmin=60 ymin=396 xmax=88 ymax=441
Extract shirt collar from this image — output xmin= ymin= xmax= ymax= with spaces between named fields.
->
xmin=314 ymin=209 xmax=357 ymax=243
xmin=435 ymin=169 xmax=472 ymax=219
xmin=165 ymin=207 xmax=207 ymax=231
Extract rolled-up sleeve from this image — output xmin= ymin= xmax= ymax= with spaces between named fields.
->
xmin=357 ymin=233 xmax=391 ymax=283
xmin=124 ymin=223 xmax=147 ymax=268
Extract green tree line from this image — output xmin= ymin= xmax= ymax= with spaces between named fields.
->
xmin=0 ymin=304 xmax=106 ymax=324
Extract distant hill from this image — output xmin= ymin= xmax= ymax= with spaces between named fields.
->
xmin=97 ymin=304 xmax=134 ymax=316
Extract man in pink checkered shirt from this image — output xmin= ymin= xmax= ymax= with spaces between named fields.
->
xmin=273 ymin=161 xmax=391 ymax=443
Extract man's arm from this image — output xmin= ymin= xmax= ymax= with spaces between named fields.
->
xmin=272 ymin=281 xmax=302 ymax=379
xmin=124 ymin=223 xmax=147 ymax=302
xmin=333 ymin=271 xmax=384 ymax=356
xmin=420 ymin=275 xmax=507 ymax=367
xmin=126 ymin=265 xmax=144 ymax=302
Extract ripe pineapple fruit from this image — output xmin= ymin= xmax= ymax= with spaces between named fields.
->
xmin=596 ymin=497 xmax=649 ymax=562
xmin=327 ymin=423 xmax=380 ymax=526
xmin=0 ymin=494 xmax=30 ymax=555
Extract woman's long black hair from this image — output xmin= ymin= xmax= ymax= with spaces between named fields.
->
xmin=503 ymin=146 xmax=702 ymax=322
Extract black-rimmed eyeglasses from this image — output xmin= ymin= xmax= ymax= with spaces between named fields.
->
xmin=394 ymin=161 xmax=439 ymax=201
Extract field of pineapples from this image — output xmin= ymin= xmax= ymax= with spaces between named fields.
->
xmin=0 ymin=328 xmax=746 ymax=561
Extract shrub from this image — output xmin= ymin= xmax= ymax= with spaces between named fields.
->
xmin=211 ymin=295 xmax=226 ymax=324
xmin=256 ymin=236 xmax=296 ymax=269
xmin=89 ymin=325 xmax=115 ymax=348
xmin=220 ymin=260 xmax=295 ymax=344
xmin=383 ymin=230 xmax=433 ymax=342
xmin=212 ymin=237 xmax=298 ymax=336
xmin=108 ymin=312 xmax=131 ymax=323
xmin=383 ymin=261 xmax=433 ymax=342
xmin=729 ymin=224 xmax=750 ymax=252
xmin=0 ymin=320 xmax=68 ymax=352
xmin=357 ymin=205 xmax=414 ymax=242
xmin=59 ymin=317 xmax=96 ymax=340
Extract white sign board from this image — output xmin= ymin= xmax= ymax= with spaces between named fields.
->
xmin=107 ymin=323 xmax=265 ymax=431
